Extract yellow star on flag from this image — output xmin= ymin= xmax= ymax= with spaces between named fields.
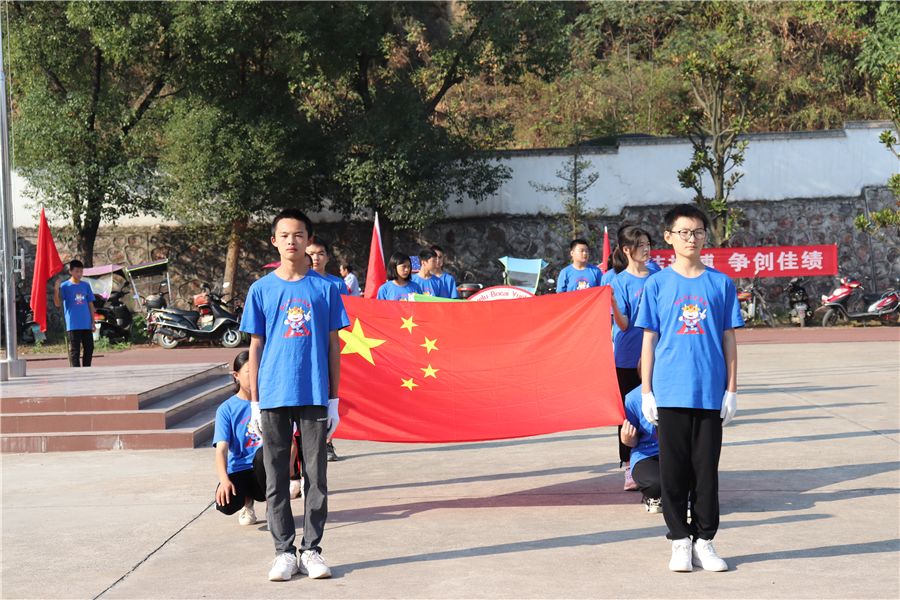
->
xmin=421 ymin=337 xmax=439 ymax=354
xmin=421 ymin=364 xmax=439 ymax=378
xmin=401 ymin=377 xmax=419 ymax=391
xmin=400 ymin=316 xmax=418 ymax=333
xmin=339 ymin=318 xmax=386 ymax=365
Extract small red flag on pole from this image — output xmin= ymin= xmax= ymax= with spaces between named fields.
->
xmin=30 ymin=208 xmax=63 ymax=332
xmin=599 ymin=225 xmax=611 ymax=273
xmin=363 ymin=212 xmax=387 ymax=299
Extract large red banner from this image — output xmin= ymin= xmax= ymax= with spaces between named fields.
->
xmin=335 ymin=287 xmax=623 ymax=443
xmin=649 ymin=244 xmax=838 ymax=278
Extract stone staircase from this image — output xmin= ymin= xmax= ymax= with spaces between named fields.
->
xmin=0 ymin=364 xmax=232 ymax=453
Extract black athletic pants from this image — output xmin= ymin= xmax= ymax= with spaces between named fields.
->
xmin=215 ymin=447 xmax=267 ymax=515
xmin=67 ymin=330 xmax=94 ymax=367
xmin=630 ymin=455 xmax=661 ymax=499
xmin=658 ymin=407 xmax=722 ymax=541
xmin=616 ymin=367 xmax=641 ymax=464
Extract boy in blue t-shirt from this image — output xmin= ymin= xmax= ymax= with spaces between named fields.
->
xmin=620 ymin=385 xmax=661 ymax=513
xmin=213 ymin=351 xmax=266 ymax=526
xmin=53 ymin=259 xmax=96 ymax=367
xmin=430 ymin=245 xmax=459 ymax=299
xmin=241 ymin=209 xmax=350 ymax=582
xmin=556 ymin=239 xmax=603 ymax=293
xmin=411 ymin=249 xmax=445 ymax=297
xmin=636 ymin=205 xmax=743 ymax=573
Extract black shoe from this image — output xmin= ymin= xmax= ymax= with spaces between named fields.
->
xmin=326 ymin=441 xmax=340 ymax=462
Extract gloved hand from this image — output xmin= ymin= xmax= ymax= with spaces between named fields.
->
xmin=641 ymin=391 xmax=658 ymax=426
xmin=721 ymin=391 xmax=737 ymax=426
xmin=249 ymin=401 xmax=263 ymax=439
xmin=327 ymin=397 xmax=340 ymax=438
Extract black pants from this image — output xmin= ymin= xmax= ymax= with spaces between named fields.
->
xmin=261 ymin=405 xmax=328 ymax=555
xmin=631 ymin=455 xmax=661 ymax=499
xmin=616 ymin=367 xmax=641 ymax=464
xmin=658 ymin=407 xmax=722 ymax=541
xmin=67 ymin=330 xmax=94 ymax=367
xmin=215 ymin=447 xmax=267 ymax=515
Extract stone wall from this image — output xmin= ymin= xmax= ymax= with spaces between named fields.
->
xmin=13 ymin=186 xmax=898 ymax=326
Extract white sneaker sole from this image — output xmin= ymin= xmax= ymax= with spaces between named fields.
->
xmin=692 ymin=558 xmax=728 ymax=572
xmin=268 ymin=569 xmax=298 ymax=582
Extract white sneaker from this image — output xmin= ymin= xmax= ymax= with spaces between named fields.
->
xmin=669 ymin=537 xmax=693 ymax=572
xmin=644 ymin=497 xmax=663 ymax=514
xmin=268 ymin=552 xmax=299 ymax=581
xmin=299 ymin=549 xmax=332 ymax=579
xmin=289 ymin=478 xmax=303 ymax=499
xmin=237 ymin=504 xmax=257 ymax=526
xmin=692 ymin=538 xmax=729 ymax=571
xmin=624 ymin=464 xmax=638 ymax=491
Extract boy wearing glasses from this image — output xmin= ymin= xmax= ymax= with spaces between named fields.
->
xmin=635 ymin=204 xmax=743 ymax=573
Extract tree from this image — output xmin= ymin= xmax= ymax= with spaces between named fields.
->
xmin=293 ymin=1 xmax=572 ymax=252
xmin=158 ymin=2 xmax=324 ymax=297
xmin=530 ymin=132 xmax=601 ymax=239
xmin=667 ymin=4 xmax=765 ymax=246
xmin=8 ymin=2 xmax=176 ymax=265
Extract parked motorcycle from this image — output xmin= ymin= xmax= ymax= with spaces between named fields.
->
xmin=93 ymin=290 xmax=134 ymax=341
xmin=817 ymin=275 xmax=899 ymax=326
xmin=785 ymin=277 xmax=811 ymax=327
xmin=7 ymin=288 xmax=40 ymax=344
xmin=737 ymin=274 xmax=776 ymax=327
xmin=151 ymin=285 xmax=243 ymax=349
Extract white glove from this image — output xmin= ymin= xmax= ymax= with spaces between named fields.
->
xmin=641 ymin=391 xmax=658 ymax=426
xmin=721 ymin=391 xmax=737 ymax=426
xmin=327 ymin=397 xmax=340 ymax=438
xmin=249 ymin=401 xmax=263 ymax=440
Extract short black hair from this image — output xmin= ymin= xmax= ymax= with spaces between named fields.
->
xmin=271 ymin=208 xmax=313 ymax=237
xmin=569 ymin=238 xmax=589 ymax=251
xmin=339 ymin=261 xmax=353 ymax=272
xmin=69 ymin=259 xmax=84 ymax=271
xmin=308 ymin=236 xmax=330 ymax=254
xmin=430 ymin=244 xmax=445 ymax=255
xmin=418 ymin=248 xmax=437 ymax=262
xmin=663 ymin=204 xmax=710 ymax=231
xmin=387 ymin=251 xmax=411 ymax=281
xmin=231 ymin=350 xmax=250 ymax=392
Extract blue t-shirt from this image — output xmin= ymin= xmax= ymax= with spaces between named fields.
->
xmin=556 ymin=265 xmax=604 ymax=293
xmin=240 ymin=271 xmax=349 ymax=410
xmin=611 ymin=270 xmax=653 ymax=368
xmin=623 ymin=386 xmax=659 ymax=467
xmin=435 ymin=272 xmax=459 ymax=299
xmin=411 ymin=274 xmax=444 ymax=297
xmin=323 ymin=272 xmax=348 ymax=295
xmin=59 ymin=280 xmax=95 ymax=331
xmin=212 ymin=395 xmax=262 ymax=474
xmin=602 ymin=260 xmax=660 ymax=287
xmin=635 ymin=267 xmax=744 ymax=410
xmin=376 ymin=280 xmax=422 ymax=301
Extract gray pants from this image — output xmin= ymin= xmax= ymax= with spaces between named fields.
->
xmin=260 ymin=405 xmax=328 ymax=555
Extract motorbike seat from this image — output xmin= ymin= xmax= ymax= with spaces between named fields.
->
xmin=161 ymin=308 xmax=200 ymax=320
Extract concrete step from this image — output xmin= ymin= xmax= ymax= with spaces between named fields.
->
xmin=0 ymin=402 xmax=221 ymax=453
xmin=0 ymin=375 xmax=231 ymax=434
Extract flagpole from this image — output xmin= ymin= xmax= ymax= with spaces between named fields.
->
xmin=0 ymin=15 xmax=25 ymax=380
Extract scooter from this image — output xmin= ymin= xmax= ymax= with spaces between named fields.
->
xmin=93 ymin=290 xmax=134 ymax=341
xmin=785 ymin=277 xmax=811 ymax=327
xmin=737 ymin=274 xmax=776 ymax=327
xmin=817 ymin=275 xmax=899 ymax=326
xmin=151 ymin=285 xmax=243 ymax=349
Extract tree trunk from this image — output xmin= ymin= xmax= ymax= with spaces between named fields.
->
xmin=76 ymin=216 xmax=100 ymax=268
xmin=222 ymin=217 xmax=247 ymax=303
xmin=380 ymin=212 xmax=396 ymax=259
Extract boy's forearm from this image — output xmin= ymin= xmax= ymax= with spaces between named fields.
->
xmin=640 ymin=330 xmax=657 ymax=393
xmin=248 ymin=335 xmax=264 ymax=402
xmin=214 ymin=443 xmax=230 ymax=481
xmin=611 ymin=298 xmax=628 ymax=330
xmin=328 ymin=330 xmax=340 ymax=397
xmin=723 ymin=329 xmax=738 ymax=392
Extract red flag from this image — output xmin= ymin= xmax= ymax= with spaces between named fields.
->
xmin=599 ymin=226 xmax=611 ymax=273
xmin=363 ymin=212 xmax=386 ymax=299
xmin=335 ymin=286 xmax=623 ymax=443
xmin=30 ymin=208 xmax=63 ymax=332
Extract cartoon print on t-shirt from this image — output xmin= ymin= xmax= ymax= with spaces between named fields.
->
xmin=677 ymin=303 xmax=707 ymax=335
xmin=241 ymin=415 xmax=262 ymax=449
xmin=74 ymin=292 xmax=86 ymax=305
xmin=283 ymin=305 xmax=312 ymax=338
xmin=576 ymin=278 xmax=590 ymax=290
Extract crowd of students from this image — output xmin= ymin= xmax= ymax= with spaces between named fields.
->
xmin=213 ymin=203 xmax=742 ymax=581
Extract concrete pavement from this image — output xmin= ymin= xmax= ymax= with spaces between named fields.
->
xmin=2 ymin=338 xmax=898 ymax=599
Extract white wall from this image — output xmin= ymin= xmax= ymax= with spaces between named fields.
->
xmin=10 ymin=121 xmax=898 ymax=227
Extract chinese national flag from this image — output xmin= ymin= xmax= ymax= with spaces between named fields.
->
xmin=362 ymin=213 xmax=386 ymax=299
xmin=30 ymin=208 xmax=63 ymax=332
xmin=336 ymin=286 xmax=623 ymax=443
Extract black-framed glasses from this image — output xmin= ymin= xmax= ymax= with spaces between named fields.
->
xmin=667 ymin=228 xmax=707 ymax=241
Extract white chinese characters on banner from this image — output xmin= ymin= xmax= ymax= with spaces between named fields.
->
xmin=700 ymin=254 xmax=715 ymax=267
xmin=728 ymin=252 xmax=750 ymax=273
xmin=801 ymin=250 xmax=824 ymax=270
xmin=777 ymin=251 xmax=800 ymax=271
xmin=753 ymin=252 xmax=774 ymax=273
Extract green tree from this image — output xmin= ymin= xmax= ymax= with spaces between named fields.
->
xmin=9 ymin=1 xmax=176 ymax=265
